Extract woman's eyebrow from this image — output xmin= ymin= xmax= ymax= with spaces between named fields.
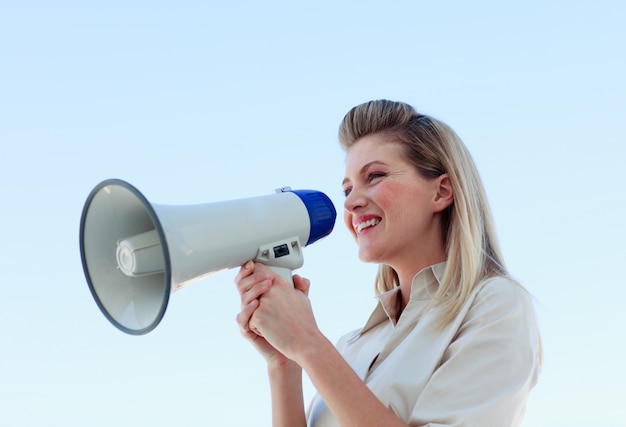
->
xmin=342 ymin=160 xmax=388 ymax=186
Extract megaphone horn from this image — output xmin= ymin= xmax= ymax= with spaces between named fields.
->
xmin=79 ymin=179 xmax=337 ymax=335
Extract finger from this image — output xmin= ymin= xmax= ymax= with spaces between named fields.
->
xmin=236 ymin=298 xmax=259 ymax=334
xmin=245 ymin=262 xmax=288 ymax=288
xmin=235 ymin=263 xmax=272 ymax=295
xmin=251 ymin=262 xmax=271 ymax=274
xmin=237 ymin=273 xmax=273 ymax=305
xmin=234 ymin=260 xmax=255 ymax=284
xmin=248 ymin=316 xmax=261 ymax=337
xmin=244 ymin=279 xmax=273 ymax=306
xmin=293 ymin=274 xmax=311 ymax=295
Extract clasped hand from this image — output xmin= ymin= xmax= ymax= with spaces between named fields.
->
xmin=235 ymin=261 xmax=318 ymax=365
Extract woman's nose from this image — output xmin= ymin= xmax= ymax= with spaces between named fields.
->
xmin=344 ymin=186 xmax=366 ymax=212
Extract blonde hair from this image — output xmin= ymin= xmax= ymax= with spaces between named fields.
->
xmin=339 ymin=100 xmax=508 ymax=326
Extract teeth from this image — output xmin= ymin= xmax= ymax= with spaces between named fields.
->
xmin=356 ymin=218 xmax=380 ymax=233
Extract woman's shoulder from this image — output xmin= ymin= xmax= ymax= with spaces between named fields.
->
xmin=475 ymin=275 xmax=535 ymax=305
xmin=467 ymin=275 xmax=540 ymax=330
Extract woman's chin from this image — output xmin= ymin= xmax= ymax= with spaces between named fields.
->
xmin=357 ymin=246 xmax=383 ymax=264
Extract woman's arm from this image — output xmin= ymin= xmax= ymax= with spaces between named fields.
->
xmin=296 ymin=332 xmax=411 ymax=427
xmin=267 ymin=360 xmax=307 ymax=427
xmin=235 ymin=262 xmax=308 ymax=427
xmin=247 ymin=263 xmax=411 ymax=427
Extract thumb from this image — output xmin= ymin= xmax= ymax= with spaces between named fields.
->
xmin=292 ymin=274 xmax=311 ymax=296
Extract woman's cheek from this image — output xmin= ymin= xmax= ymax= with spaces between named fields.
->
xmin=343 ymin=211 xmax=357 ymax=240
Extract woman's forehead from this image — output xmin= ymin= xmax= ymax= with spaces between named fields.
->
xmin=343 ymin=137 xmax=409 ymax=184
xmin=345 ymin=137 xmax=405 ymax=167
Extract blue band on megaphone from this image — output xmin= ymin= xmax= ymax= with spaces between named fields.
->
xmin=290 ymin=190 xmax=337 ymax=246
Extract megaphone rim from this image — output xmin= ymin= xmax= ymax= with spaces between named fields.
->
xmin=79 ymin=178 xmax=172 ymax=335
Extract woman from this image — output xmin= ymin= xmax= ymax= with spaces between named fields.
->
xmin=235 ymin=100 xmax=541 ymax=427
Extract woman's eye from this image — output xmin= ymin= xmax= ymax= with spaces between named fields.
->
xmin=368 ymin=172 xmax=385 ymax=182
xmin=343 ymin=173 xmax=384 ymax=197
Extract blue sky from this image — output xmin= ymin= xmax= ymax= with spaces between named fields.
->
xmin=1 ymin=1 xmax=625 ymax=426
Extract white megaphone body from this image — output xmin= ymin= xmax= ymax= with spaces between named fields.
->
xmin=79 ymin=179 xmax=337 ymax=335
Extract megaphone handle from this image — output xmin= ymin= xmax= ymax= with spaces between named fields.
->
xmin=266 ymin=266 xmax=295 ymax=287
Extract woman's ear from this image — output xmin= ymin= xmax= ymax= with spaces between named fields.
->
xmin=433 ymin=174 xmax=454 ymax=213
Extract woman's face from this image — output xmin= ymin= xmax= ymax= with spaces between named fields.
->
xmin=342 ymin=134 xmax=449 ymax=271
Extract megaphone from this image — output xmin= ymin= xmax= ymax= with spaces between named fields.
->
xmin=79 ymin=179 xmax=336 ymax=335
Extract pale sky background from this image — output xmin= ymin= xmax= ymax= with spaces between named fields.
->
xmin=1 ymin=1 xmax=625 ymax=426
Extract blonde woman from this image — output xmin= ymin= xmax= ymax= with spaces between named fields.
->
xmin=235 ymin=100 xmax=541 ymax=427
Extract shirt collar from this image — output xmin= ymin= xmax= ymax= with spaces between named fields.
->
xmin=349 ymin=262 xmax=446 ymax=341
xmin=410 ymin=261 xmax=445 ymax=301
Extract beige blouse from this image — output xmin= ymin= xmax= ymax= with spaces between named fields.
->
xmin=307 ymin=263 xmax=541 ymax=427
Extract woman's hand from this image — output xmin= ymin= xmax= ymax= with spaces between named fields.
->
xmin=234 ymin=261 xmax=317 ymax=365
xmin=235 ymin=261 xmax=284 ymax=366
xmin=234 ymin=261 xmax=309 ymax=366
xmin=244 ymin=264 xmax=321 ymax=364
